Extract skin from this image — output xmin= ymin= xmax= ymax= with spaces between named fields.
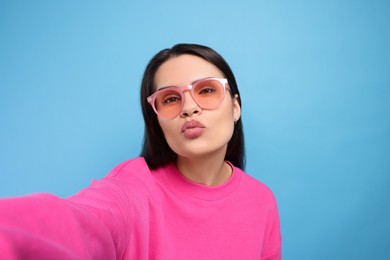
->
xmin=154 ymin=54 xmax=241 ymax=186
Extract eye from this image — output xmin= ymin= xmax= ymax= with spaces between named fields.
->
xmin=161 ymin=94 xmax=181 ymax=105
xmin=198 ymin=87 xmax=216 ymax=95
xmin=195 ymin=80 xmax=220 ymax=95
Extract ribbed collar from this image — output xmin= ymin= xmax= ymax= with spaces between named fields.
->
xmin=153 ymin=161 xmax=242 ymax=201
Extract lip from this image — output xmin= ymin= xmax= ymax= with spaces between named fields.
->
xmin=181 ymin=120 xmax=205 ymax=139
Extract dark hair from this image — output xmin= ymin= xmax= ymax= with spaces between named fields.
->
xmin=139 ymin=43 xmax=245 ymax=170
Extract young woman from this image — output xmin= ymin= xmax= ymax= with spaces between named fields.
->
xmin=0 ymin=44 xmax=282 ymax=259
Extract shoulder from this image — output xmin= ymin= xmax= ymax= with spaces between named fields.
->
xmin=106 ymin=157 xmax=150 ymax=178
xmin=234 ymin=166 xmax=278 ymax=205
xmin=103 ymin=157 xmax=156 ymax=187
xmin=81 ymin=157 xmax=153 ymax=196
xmin=70 ymin=157 xmax=155 ymax=207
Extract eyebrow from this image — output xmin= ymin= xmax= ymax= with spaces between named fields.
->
xmin=155 ymin=77 xmax=215 ymax=92
xmin=155 ymin=86 xmax=176 ymax=92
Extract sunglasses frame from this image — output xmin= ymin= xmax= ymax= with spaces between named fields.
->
xmin=147 ymin=77 xmax=230 ymax=119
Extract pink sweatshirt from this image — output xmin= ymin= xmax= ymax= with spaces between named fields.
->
xmin=0 ymin=157 xmax=281 ymax=259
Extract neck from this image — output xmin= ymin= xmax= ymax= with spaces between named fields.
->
xmin=176 ymin=153 xmax=232 ymax=186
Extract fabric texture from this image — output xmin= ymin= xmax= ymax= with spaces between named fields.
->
xmin=0 ymin=157 xmax=281 ymax=259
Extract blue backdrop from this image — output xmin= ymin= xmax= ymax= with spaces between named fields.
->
xmin=1 ymin=1 xmax=389 ymax=259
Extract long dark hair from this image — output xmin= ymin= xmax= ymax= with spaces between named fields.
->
xmin=140 ymin=43 xmax=245 ymax=170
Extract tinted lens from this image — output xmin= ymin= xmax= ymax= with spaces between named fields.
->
xmin=154 ymin=88 xmax=182 ymax=118
xmin=193 ymin=79 xmax=225 ymax=109
xmin=151 ymin=78 xmax=227 ymax=119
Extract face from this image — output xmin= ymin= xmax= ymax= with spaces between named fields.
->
xmin=153 ymin=54 xmax=241 ymax=160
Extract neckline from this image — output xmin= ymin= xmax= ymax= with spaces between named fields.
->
xmin=156 ymin=161 xmax=242 ymax=201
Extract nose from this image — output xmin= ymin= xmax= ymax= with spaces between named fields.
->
xmin=180 ymin=91 xmax=201 ymax=118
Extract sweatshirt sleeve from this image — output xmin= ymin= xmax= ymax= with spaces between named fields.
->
xmin=0 ymin=178 xmax=131 ymax=260
xmin=261 ymin=194 xmax=282 ymax=260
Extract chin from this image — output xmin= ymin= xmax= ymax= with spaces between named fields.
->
xmin=173 ymin=143 xmax=229 ymax=159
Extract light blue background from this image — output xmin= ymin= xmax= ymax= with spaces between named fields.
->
xmin=1 ymin=1 xmax=389 ymax=259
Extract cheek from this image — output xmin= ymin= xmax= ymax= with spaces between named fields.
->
xmin=158 ymin=120 xmax=184 ymax=154
xmin=220 ymin=99 xmax=236 ymax=122
xmin=209 ymin=101 xmax=236 ymax=136
xmin=158 ymin=119 xmax=178 ymax=141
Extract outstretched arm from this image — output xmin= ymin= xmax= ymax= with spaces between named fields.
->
xmin=0 ymin=179 xmax=131 ymax=259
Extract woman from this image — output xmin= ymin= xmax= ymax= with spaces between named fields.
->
xmin=0 ymin=44 xmax=281 ymax=259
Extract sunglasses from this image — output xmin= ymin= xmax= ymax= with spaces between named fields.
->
xmin=147 ymin=77 xmax=231 ymax=119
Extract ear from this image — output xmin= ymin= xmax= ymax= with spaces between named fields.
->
xmin=232 ymin=94 xmax=241 ymax=122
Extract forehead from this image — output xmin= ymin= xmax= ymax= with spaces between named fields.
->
xmin=154 ymin=54 xmax=224 ymax=90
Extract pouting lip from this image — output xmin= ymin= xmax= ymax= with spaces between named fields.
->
xmin=181 ymin=120 xmax=205 ymax=133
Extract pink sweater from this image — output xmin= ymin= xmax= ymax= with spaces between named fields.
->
xmin=0 ymin=157 xmax=281 ymax=259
